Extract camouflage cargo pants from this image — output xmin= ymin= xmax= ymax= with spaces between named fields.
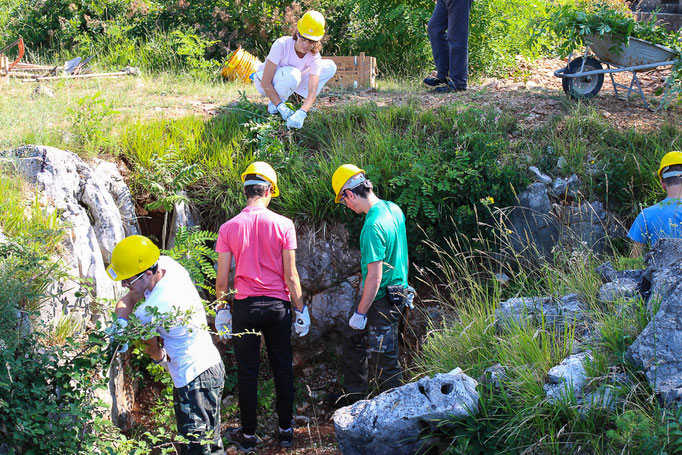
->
xmin=173 ymin=363 xmax=225 ymax=455
xmin=342 ymin=295 xmax=404 ymax=397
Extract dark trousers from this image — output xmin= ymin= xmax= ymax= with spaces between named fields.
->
xmin=342 ymin=295 xmax=404 ymax=397
xmin=232 ymin=296 xmax=294 ymax=434
xmin=427 ymin=0 xmax=474 ymax=88
xmin=173 ymin=363 xmax=226 ymax=455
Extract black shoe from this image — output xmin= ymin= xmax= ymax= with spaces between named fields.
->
xmin=434 ymin=78 xmax=467 ymax=93
xmin=423 ymin=75 xmax=447 ymax=87
xmin=326 ymin=391 xmax=362 ymax=408
xmin=225 ymin=427 xmax=258 ymax=453
xmin=278 ymin=427 xmax=294 ymax=447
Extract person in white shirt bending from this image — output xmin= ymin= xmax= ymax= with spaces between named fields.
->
xmin=251 ymin=10 xmax=337 ymax=130
xmin=107 ymin=235 xmax=225 ymax=455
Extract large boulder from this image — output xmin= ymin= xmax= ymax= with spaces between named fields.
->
xmin=627 ymin=239 xmax=682 ymax=405
xmin=7 ymin=146 xmax=131 ymax=321
xmin=4 ymin=145 xmax=140 ymax=427
xmin=292 ymin=224 xmax=361 ymax=350
xmin=505 ymin=183 xmax=624 ymax=257
xmin=333 ymin=368 xmax=479 ymax=455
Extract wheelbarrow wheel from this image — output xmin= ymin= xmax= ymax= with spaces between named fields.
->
xmin=562 ymin=57 xmax=604 ymax=100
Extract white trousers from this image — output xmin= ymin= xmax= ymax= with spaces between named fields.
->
xmin=253 ymin=59 xmax=337 ymax=101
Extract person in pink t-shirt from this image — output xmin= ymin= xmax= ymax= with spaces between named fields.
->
xmin=215 ymin=161 xmax=309 ymax=452
xmin=252 ymin=10 xmax=337 ymax=130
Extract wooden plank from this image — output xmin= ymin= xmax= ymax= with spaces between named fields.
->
xmin=19 ymin=71 xmax=128 ymax=82
xmin=0 ymin=55 xmax=8 ymax=84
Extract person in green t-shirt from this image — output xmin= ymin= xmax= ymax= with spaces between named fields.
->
xmin=328 ymin=164 xmax=411 ymax=406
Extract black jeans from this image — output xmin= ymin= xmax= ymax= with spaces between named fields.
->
xmin=427 ymin=0 xmax=474 ymax=88
xmin=173 ymin=363 xmax=225 ymax=455
xmin=342 ymin=295 xmax=404 ymax=397
xmin=232 ymin=296 xmax=293 ymax=434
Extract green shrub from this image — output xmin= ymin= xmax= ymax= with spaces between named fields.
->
xmin=6 ymin=0 xmax=554 ymax=77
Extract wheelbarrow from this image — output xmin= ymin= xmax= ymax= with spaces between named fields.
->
xmin=554 ymin=34 xmax=679 ymax=110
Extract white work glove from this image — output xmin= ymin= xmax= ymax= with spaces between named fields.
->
xmin=215 ymin=307 xmax=232 ymax=340
xmin=153 ymin=348 xmax=170 ymax=372
xmin=294 ymin=305 xmax=310 ymax=337
xmin=348 ymin=311 xmax=367 ymax=330
xmin=286 ymin=109 xmax=307 ymax=129
xmin=107 ymin=317 xmax=129 ymax=353
xmin=277 ymin=102 xmax=295 ymax=121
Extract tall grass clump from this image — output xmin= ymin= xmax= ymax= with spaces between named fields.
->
xmin=413 ymin=220 xmax=682 ymax=453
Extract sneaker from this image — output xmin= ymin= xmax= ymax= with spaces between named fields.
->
xmin=225 ymin=427 xmax=257 ymax=453
xmin=267 ymin=101 xmax=278 ymax=114
xmin=434 ymin=78 xmax=467 ymax=93
xmin=278 ymin=427 xmax=293 ymax=447
xmin=423 ymin=75 xmax=447 ymax=87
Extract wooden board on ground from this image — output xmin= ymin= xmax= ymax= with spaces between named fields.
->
xmin=323 ymin=52 xmax=377 ymax=89
xmin=0 ymin=54 xmax=8 ymax=84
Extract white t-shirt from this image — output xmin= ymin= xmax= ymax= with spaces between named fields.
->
xmin=134 ymin=256 xmax=222 ymax=388
xmin=257 ymin=36 xmax=321 ymax=77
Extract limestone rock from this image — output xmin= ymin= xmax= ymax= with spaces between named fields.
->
xmin=627 ymin=238 xmax=682 ymax=405
xmin=496 ymin=294 xmax=585 ymax=328
xmin=479 ymin=363 xmax=507 ymax=389
xmin=598 ymin=278 xmax=640 ymax=303
xmin=333 ymin=368 xmax=479 ymax=455
xmin=596 ymin=261 xmax=617 ymax=283
xmin=296 ymin=225 xmax=361 ymax=294
xmin=167 ymin=192 xmax=197 ymax=249
xmin=5 ymin=145 xmax=139 ymax=427
xmin=544 ymin=352 xmax=592 ymax=402
xmin=308 ymin=278 xmax=360 ymax=347
xmin=529 ymin=166 xmax=552 ymax=185
xmin=32 ymin=85 xmax=55 ymax=98
xmin=93 ymin=159 xmax=139 ymax=237
xmin=506 ymin=183 xmax=560 ymax=257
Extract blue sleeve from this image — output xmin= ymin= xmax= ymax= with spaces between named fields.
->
xmin=628 ymin=212 xmax=648 ymax=244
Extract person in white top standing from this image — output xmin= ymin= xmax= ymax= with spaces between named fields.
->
xmin=251 ymin=10 xmax=337 ymax=130
xmin=107 ymin=235 xmax=225 ymax=455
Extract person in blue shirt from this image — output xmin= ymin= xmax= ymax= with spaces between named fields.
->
xmin=629 ymin=151 xmax=682 ymax=257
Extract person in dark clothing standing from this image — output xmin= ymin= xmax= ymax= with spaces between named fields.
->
xmin=215 ymin=161 xmax=309 ymax=453
xmin=423 ymin=0 xmax=474 ymax=92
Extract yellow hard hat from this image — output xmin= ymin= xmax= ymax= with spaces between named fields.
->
xmin=658 ymin=151 xmax=682 ymax=180
xmin=297 ymin=10 xmax=325 ymax=41
xmin=332 ymin=164 xmax=366 ymax=203
xmin=107 ymin=235 xmax=160 ymax=281
xmin=241 ymin=161 xmax=280 ymax=197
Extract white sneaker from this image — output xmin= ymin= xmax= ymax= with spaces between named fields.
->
xmin=268 ymin=101 xmax=278 ymax=114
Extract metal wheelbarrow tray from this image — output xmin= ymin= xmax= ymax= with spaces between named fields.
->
xmin=554 ymin=34 xmax=679 ymax=110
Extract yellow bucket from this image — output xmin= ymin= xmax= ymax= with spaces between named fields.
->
xmin=220 ymin=48 xmax=261 ymax=83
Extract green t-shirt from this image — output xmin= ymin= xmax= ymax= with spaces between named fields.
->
xmin=360 ymin=200 xmax=409 ymax=300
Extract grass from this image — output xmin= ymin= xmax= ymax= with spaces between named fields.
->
xmin=411 ymin=223 xmax=680 ymax=454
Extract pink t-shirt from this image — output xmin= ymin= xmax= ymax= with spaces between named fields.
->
xmin=257 ymin=36 xmax=321 ymax=77
xmin=215 ymin=205 xmax=297 ymax=301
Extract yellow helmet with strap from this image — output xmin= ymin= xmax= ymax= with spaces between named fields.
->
xmin=241 ymin=161 xmax=280 ymax=197
xmin=107 ymin=235 xmax=160 ymax=281
xmin=332 ymin=164 xmax=366 ymax=203
xmin=658 ymin=151 xmax=682 ymax=180
xmin=297 ymin=11 xmax=325 ymax=41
